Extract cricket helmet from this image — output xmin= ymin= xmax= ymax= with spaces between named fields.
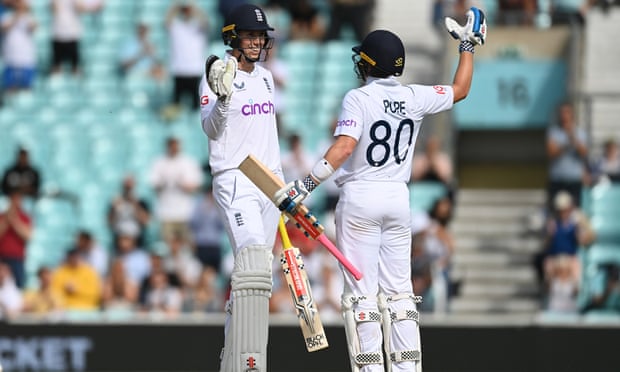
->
xmin=222 ymin=3 xmax=274 ymax=48
xmin=352 ymin=30 xmax=405 ymax=79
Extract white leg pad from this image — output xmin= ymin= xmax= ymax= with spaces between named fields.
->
xmin=341 ymin=293 xmax=384 ymax=372
xmin=378 ymin=293 xmax=422 ymax=372
xmin=220 ymin=245 xmax=273 ymax=372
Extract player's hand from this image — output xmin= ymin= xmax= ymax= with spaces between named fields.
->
xmin=205 ymin=55 xmax=237 ymax=102
xmin=274 ymin=180 xmax=310 ymax=214
xmin=445 ymin=7 xmax=487 ymax=46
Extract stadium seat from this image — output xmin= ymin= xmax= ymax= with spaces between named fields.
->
xmin=409 ymin=181 xmax=448 ymax=213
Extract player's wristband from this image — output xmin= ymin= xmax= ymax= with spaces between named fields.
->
xmin=459 ymin=40 xmax=475 ymax=54
xmin=302 ymin=175 xmax=318 ymax=193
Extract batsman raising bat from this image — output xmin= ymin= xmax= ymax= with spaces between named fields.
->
xmin=198 ymin=3 xmax=281 ymax=372
xmin=273 ymin=7 xmax=486 ymax=372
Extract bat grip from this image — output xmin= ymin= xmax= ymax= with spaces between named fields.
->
xmin=316 ymin=234 xmax=363 ymax=281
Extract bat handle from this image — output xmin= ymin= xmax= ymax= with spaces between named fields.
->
xmin=316 ymin=234 xmax=363 ymax=281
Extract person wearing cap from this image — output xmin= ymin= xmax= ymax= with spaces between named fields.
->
xmin=198 ymin=4 xmax=281 ymax=371
xmin=540 ymin=190 xmax=596 ymax=288
xmin=272 ymin=8 xmax=486 ymax=371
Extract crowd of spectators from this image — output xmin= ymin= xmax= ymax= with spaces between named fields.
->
xmin=1 ymin=0 xmax=620 ymax=322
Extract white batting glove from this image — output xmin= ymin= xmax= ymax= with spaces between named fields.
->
xmin=274 ymin=180 xmax=310 ymax=214
xmin=205 ymin=55 xmax=237 ymax=103
xmin=445 ymin=7 xmax=487 ymax=47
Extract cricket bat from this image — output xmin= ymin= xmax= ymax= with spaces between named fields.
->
xmin=278 ymin=216 xmax=328 ymax=352
xmin=238 ymin=154 xmax=363 ymax=280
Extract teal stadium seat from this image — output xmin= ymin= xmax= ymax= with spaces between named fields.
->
xmin=409 ymin=181 xmax=448 ymax=213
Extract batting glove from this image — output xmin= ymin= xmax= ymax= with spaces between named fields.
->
xmin=445 ymin=7 xmax=487 ymax=47
xmin=274 ymin=180 xmax=310 ymax=214
xmin=205 ymin=55 xmax=237 ymax=103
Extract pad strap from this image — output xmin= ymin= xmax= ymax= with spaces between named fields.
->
xmin=355 ymin=310 xmax=382 ymax=323
xmin=391 ymin=309 xmax=419 ymax=323
xmin=355 ymin=352 xmax=384 ymax=365
xmin=390 ymin=350 xmax=421 ymax=362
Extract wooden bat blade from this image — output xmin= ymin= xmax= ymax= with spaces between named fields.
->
xmin=278 ymin=217 xmax=328 ymax=352
xmin=280 ymin=248 xmax=328 ymax=352
xmin=239 ymin=155 xmax=363 ymax=280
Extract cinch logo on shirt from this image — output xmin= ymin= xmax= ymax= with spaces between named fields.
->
xmin=241 ymin=100 xmax=275 ymax=116
xmin=337 ymin=119 xmax=357 ymax=127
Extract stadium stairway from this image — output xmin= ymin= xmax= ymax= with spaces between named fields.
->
xmin=582 ymin=7 xmax=620 ymax=154
xmin=448 ymin=189 xmax=545 ymax=314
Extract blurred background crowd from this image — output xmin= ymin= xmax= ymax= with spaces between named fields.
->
xmin=0 ymin=0 xmax=619 ymax=323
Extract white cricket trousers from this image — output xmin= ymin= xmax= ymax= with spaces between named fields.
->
xmin=336 ymin=180 xmax=419 ymax=372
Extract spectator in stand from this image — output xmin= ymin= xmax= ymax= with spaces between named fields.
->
xmin=323 ymin=0 xmax=375 ymax=42
xmin=288 ymin=0 xmax=325 ymax=41
xmin=545 ymin=254 xmax=580 ymax=313
xmin=548 ymin=0 xmax=597 ymax=25
xmin=51 ymin=248 xmax=102 ymax=311
xmin=183 ymin=266 xmax=223 ymax=312
xmin=71 ymin=230 xmax=109 ymax=279
xmin=425 ymin=196 xmax=457 ymax=312
xmin=536 ymin=191 xmax=596 ymax=287
xmin=0 ymin=261 xmax=22 ymax=320
xmin=411 ymin=135 xmax=454 ymax=187
xmin=189 ymin=183 xmax=225 ymax=273
xmin=0 ymin=0 xmax=37 ymax=95
xmin=143 ymin=268 xmax=183 ymax=316
xmin=148 ymin=137 xmax=204 ymax=242
xmin=0 ymin=188 xmax=32 ymax=289
xmin=118 ymin=22 xmax=160 ymax=78
xmin=162 ymin=232 xmax=203 ymax=290
xmin=281 ymin=133 xmax=314 ymax=182
xmin=165 ymin=0 xmax=208 ymax=113
xmin=590 ymin=138 xmax=620 ymax=184
xmin=101 ymin=258 xmax=138 ymax=312
xmin=1 ymin=147 xmax=41 ymax=199
xmin=50 ymin=0 xmax=104 ymax=75
xmin=22 ymin=266 xmax=63 ymax=316
xmin=546 ymin=101 xmax=589 ymax=210
xmin=497 ymin=0 xmax=537 ymax=25
xmin=107 ymin=174 xmax=151 ymax=248
xmin=433 ymin=0 xmax=482 ymax=28
xmin=262 ymin=0 xmax=290 ymax=43
xmin=114 ymin=233 xmax=151 ymax=288
xmin=410 ymin=212 xmax=434 ymax=313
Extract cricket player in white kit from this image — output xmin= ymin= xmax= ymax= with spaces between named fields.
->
xmin=199 ymin=4 xmax=281 ymax=372
xmin=274 ymin=8 xmax=487 ymax=372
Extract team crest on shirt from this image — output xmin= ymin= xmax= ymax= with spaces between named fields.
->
xmin=263 ymin=77 xmax=272 ymax=93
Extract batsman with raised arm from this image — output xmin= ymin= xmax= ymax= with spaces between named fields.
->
xmin=274 ymin=7 xmax=487 ymax=372
xmin=199 ymin=3 xmax=281 ymax=372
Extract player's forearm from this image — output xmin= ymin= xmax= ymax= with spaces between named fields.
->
xmin=202 ymin=100 xmax=229 ymax=140
xmin=323 ymin=136 xmax=357 ymax=171
xmin=452 ymin=51 xmax=473 ymax=103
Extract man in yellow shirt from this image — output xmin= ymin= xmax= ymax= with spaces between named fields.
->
xmin=51 ymin=249 xmax=102 ymax=310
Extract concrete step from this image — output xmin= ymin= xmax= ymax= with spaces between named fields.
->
xmin=453 ymin=205 xmax=540 ymax=220
xmin=450 ymin=298 xmax=540 ymax=314
xmin=456 ymin=236 xmax=542 ymax=254
xmin=452 ymin=251 xmax=532 ymax=267
xmin=461 ymin=267 xmax=537 ymax=284
xmin=457 ymin=189 xmax=545 ymax=208
xmin=460 ymin=282 xmax=539 ymax=298
xmin=451 ymin=221 xmax=527 ymax=236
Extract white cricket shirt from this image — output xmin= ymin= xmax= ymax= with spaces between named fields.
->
xmin=334 ymin=77 xmax=454 ymax=186
xmin=200 ymin=59 xmax=281 ymax=175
